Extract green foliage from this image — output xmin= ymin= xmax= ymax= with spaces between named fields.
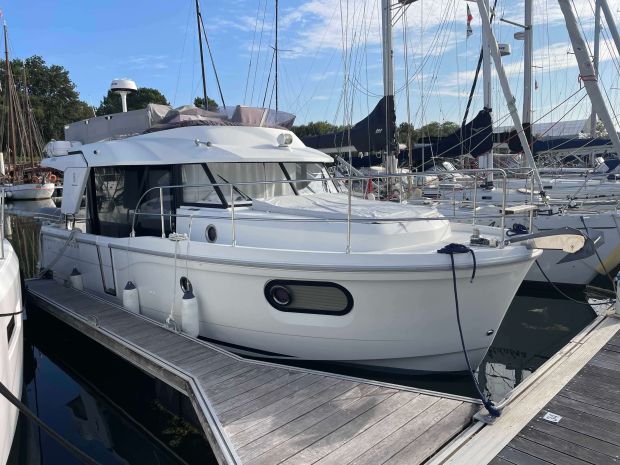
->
xmin=97 ymin=87 xmax=169 ymax=115
xmin=2 ymin=55 xmax=94 ymax=141
xmin=595 ymin=120 xmax=608 ymax=137
xmin=291 ymin=121 xmax=346 ymax=138
xmin=193 ymin=96 xmax=219 ymax=111
xmin=397 ymin=121 xmax=460 ymax=145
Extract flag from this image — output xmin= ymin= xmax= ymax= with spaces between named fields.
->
xmin=466 ymin=5 xmax=473 ymax=38
xmin=535 ymin=79 xmax=539 ymax=90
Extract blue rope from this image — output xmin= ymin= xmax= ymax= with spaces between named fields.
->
xmin=438 ymin=243 xmax=500 ymax=417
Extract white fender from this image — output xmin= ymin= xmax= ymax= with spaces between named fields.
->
xmin=69 ymin=268 xmax=83 ymax=291
xmin=122 ymin=281 xmax=140 ymax=314
xmin=181 ymin=290 xmax=200 ymax=337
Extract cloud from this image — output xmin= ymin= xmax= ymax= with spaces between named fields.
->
xmin=117 ymin=55 xmax=169 ymax=70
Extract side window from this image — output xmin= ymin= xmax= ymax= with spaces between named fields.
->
xmin=283 ymin=163 xmax=338 ymax=195
xmin=181 ymin=164 xmax=221 ymax=205
xmin=90 ymin=166 xmax=173 ymax=237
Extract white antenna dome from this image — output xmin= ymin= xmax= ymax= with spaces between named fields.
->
xmin=110 ymin=78 xmax=137 ymax=92
xmin=110 ymin=78 xmax=137 ymax=113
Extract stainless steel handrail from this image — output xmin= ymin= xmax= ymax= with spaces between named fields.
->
xmin=129 ymin=168 xmax=513 ymax=252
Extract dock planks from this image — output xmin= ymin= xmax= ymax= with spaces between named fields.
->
xmin=489 ymin=326 xmax=620 ymax=465
xmin=26 ymin=278 xmax=478 ymax=465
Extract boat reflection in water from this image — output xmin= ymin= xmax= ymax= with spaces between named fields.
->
xmin=8 ymin=313 xmax=216 ymax=465
xmin=479 ymin=291 xmax=596 ymax=401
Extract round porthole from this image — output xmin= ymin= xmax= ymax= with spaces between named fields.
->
xmin=180 ymin=276 xmax=193 ymax=294
xmin=270 ymin=285 xmax=292 ymax=306
xmin=205 ymin=224 xmax=217 ymax=243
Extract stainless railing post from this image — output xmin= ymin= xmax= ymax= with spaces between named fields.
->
xmin=529 ymin=170 xmax=534 ymax=232
xmin=230 ymin=184 xmax=236 ymax=247
xmin=472 ymin=174 xmax=478 ymax=227
xmin=501 ymin=170 xmax=506 ymax=247
xmin=346 ymin=176 xmax=352 ymax=253
xmin=0 ymin=188 xmax=4 ymax=260
xmin=159 ymin=187 xmax=166 ymax=238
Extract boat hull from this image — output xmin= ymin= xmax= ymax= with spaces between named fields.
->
xmin=5 ymin=183 xmax=56 ymax=200
xmin=41 ymin=230 xmax=537 ymax=373
xmin=0 ymin=241 xmax=23 ymax=465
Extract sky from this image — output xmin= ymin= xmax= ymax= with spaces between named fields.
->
xmin=5 ymin=0 xmax=620 ymax=131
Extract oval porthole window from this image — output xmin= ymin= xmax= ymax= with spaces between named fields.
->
xmin=205 ymin=224 xmax=217 ymax=243
xmin=264 ymin=280 xmax=353 ymax=315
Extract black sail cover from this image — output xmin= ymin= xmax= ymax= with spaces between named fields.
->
xmin=301 ymin=96 xmax=397 ymax=154
xmin=411 ymin=107 xmax=493 ymax=160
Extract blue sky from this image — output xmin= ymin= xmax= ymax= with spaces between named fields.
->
xmin=5 ymin=0 xmax=620 ymax=131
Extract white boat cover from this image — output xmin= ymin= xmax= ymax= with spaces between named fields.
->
xmin=252 ymin=193 xmax=441 ymax=221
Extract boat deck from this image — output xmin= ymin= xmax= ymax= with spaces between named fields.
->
xmin=26 ymin=278 xmax=480 ymax=465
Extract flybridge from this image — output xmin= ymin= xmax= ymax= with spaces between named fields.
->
xmin=56 ymin=104 xmax=296 ymax=148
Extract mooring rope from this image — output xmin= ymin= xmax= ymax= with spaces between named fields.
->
xmin=437 ymin=243 xmax=500 ymax=417
xmin=0 ymin=378 xmax=101 ymax=465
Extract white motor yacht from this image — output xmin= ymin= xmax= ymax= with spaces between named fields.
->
xmin=39 ymin=122 xmax=549 ymax=374
xmin=0 ymin=235 xmax=23 ymax=464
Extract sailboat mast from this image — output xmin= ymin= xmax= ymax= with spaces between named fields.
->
xmin=523 ymin=0 xmax=532 ymax=129
xmin=381 ymin=0 xmax=397 ymax=173
xmin=3 ymin=22 xmax=16 ymax=179
xmin=557 ymin=0 xmax=620 ymax=167
xmin=481 ymin=0 xmax=493 ymax=182
xmin=599 ymin=0 xmax=620 ymax=61
xmin=195 ymin=0 xmax=208 ymax=108
xmin=589 ymin=0 xmax=601 ymax=138
xmin=275 ymin=0 xmax=278 ymax=115
xmin=475 ymin=0 xmax=543 ymax=190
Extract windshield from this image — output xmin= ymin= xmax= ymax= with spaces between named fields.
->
xmin=182 ymin=162 xmax=338 ymax=206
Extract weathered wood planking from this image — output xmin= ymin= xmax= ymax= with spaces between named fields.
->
xmin=26 ymin=278 xmax=478 ymax=465
xmin=489 ymin=325 xmax=620 ymax=465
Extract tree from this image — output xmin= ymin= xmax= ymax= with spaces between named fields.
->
xmin=96 ymin=87 xmax=169 ymax=115
xmin=1 ymin=55 xmax=95 ymax=141
xmin=194 ymin=96 xmax=219 ymax=111
xmin=292 ymin=121 xmax=344 ymax=138
xmin=595 ymin=120 xmax=608 ymax=137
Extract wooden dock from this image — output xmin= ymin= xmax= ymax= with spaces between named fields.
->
xmin=428 ymin=310 xmax=620 ymax=465
xmin=489 ymin=325 xmax=620 ymax=465
xmin=26 ymin=278 xmax=479 ymax=465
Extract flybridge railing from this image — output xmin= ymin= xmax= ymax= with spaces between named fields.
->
xmin=128 ymin=168 xmax=537 ymax=253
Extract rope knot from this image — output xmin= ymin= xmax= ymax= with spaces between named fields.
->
xmin=438 ymin=243 xmax=477 ymax=283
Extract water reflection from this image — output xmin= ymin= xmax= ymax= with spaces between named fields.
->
xmin=8 ymin=313 xmax=216 ymax=465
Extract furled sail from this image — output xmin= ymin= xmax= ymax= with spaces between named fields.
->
xmin=301 ymin=96 xmax=396 ymax=155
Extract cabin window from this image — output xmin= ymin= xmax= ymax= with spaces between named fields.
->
xmin=206 ymin=163 xmax=295 ymax=203
xmin=282 ymin=163 xmax=339 ymax=195
xmin=89 ymin=166 xmax=174 ymax=237
xmin=181 ymin=164 xmax=221 ymax=206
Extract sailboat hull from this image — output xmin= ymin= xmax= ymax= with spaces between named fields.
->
xmin=5 ymin=182 xmax=55 ymax=200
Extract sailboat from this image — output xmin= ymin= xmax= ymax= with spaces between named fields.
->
xmin=0 ymin=21 xmax=55 ymax=201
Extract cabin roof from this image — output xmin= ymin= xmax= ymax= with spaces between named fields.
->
xmin=45 ymin=125 xmax=332 ymax=169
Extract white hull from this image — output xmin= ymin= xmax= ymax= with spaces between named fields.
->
xmin=436 ymin=200 xmax=620 ymax=287
xmin=5 ymin=183 xmax=55 ymax=200
xmin=41 ymin=225 xmax=537 ymax=373
xmin=0 ymin=240 xmax=23 ymax=464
